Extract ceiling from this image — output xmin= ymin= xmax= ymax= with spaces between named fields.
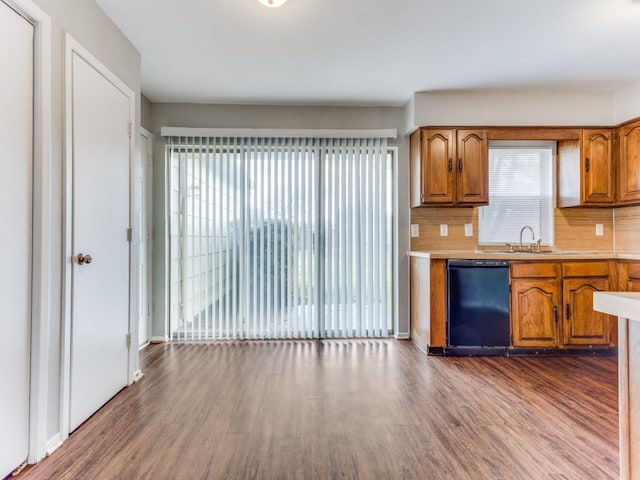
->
xmin=94 ymin=0 xmax=640 ymax=106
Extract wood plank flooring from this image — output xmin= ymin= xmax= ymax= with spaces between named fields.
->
xmin=18 ymin=341 xmax=618 ymax=479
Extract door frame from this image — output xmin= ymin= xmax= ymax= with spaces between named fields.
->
xmin=139 ymin=127 xmax=153 ymax=347
xmin=2 ymin=0 xmax=52 ymax=465
xmin=61 ymin=33 xmax=138 ymax=441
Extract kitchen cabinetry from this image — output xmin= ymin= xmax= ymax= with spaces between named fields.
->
xmin=410 ymin=128 xmax=488 ymax=207
xmin=562 ymin=262 xmax=612 ymax=346
xmin=510 ymin=261 xmax=614 ymax=349
xmin=558 ymin=129 xmax=615 ymax=207
xmin=617 ymin=119 xmax=640 ymax=205
xmin=510 ymin=263 xmax=561 ymax=347
xmin=619 ymin=261 xmax=640 ymax=293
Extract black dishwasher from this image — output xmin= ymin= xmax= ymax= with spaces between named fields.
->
xmin=447 ymin=259 xmax=510 ymax=351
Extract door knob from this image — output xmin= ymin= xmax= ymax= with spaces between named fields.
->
xmin=77 ymin=253 xmax=93 ymax=265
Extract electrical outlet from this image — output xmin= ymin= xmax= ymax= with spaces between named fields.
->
xmin=410 ymin=224 xmax=419 ymax=238
xmin=464 ymin=223 xmax=473 ymax=237
xmin=595 ymin=224 xmax=604 ymax=236
xmin=440 ymin=224 xmax=448 ymax=237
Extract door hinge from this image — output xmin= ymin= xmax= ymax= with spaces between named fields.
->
xmin=128 ymin=122 xmax=133 ymax=138
xmin=127 ymin=227 xmax=133 ymax=242
xmin=126 ymin=333 xmax=132 ymax=348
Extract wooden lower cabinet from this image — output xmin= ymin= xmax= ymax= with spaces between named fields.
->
xmin=510 ymin=260 xmax=614 ymax=350
xmin=562 ymin=277 xmax=611 ymax=345
xmin=511 ymin=278 xmax=560 ymax=347
xmin=619 ymin=261 xmax=640 ymax=293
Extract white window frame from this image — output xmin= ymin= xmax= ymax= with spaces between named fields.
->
xmin=478 ymin=140 xmax=556 ymax=247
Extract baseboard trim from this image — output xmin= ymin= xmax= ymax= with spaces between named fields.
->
xmin=132 ymin=369 xmax=144 ymax=383
xmin=46 ymin=433 xmax=63 ymax=456
xmin=395 ymin=332 xmax=410 ymax=340
xmin=150 ymin=336 xmax=169 ymax=344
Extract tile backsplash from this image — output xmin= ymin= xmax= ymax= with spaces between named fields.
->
xmin=615 ymin=205 xmax=640 ymax=253
xmin=410 ymin=206 xmax=618 ymax=252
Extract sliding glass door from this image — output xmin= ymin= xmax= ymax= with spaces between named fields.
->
xmin=167 ymin=136 xmax=392 ymax=340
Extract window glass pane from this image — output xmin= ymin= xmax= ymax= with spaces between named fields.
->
xmin=478 ymin=144 xmax=554 ymax=245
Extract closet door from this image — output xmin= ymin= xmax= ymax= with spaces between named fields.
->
xmin=69 ymin=50 xmax=131 ymax=432
xmin=0 ymin=1 xmax=33 ymax=476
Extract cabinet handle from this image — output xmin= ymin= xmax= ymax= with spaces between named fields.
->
xmin=554 ymin=306 xmax=559 ymax=323
xmin=566 ymin=303 xmax=571 ymax=319
xmin=458 ymin=159 xmax=463 ymax=173
xmin=585 ymin=157 xmax=590 ymax=172
xmin=448 ymin=158 xmax=453 ymax=173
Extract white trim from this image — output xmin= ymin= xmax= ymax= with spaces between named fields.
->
xmin=45 ymin=434 xmax=62 ymax=456
xmin=3 ymin=0 xmax=53 ymax=464
xmin=395 ymin=333 xmax=411 ymax=340
xmin=161 ymin=127 xmax=398 ymax=140
xmin=62 ymin=33 xmax=137 ymax=441
xmin=138 ymin=127 xmax=153 ymax=349
xmin=389 ymin=146 xmax=401 ymax=340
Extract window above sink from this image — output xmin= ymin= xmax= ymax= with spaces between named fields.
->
xmin=478 ymin=141 xmax=555 ymax=247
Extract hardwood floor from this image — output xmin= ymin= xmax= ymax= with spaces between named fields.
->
xmin=18 ymin=341 xmax=618 ymax=479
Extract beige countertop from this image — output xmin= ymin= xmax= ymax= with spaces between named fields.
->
xmin=407 ymin=250 xmax=640 ymax=261
xmin=594 ymin=292 xmax=640 ymax=321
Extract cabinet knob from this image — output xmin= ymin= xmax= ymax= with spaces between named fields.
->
xmin=553 ymin=306 xmax=559 ymax=323
xmin=585 ymin=157 xmax=590 ymax=173
xmin=458 ymin=159 xmax=463 ymax=173
xmin=448 ymin=158 xmax=453 ymax=173
xmin=566 ymin=303 xmax=571 ymax=319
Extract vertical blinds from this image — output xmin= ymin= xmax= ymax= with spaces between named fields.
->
xmin=167 ymin=136 xmax=392 ymax=340
xmin=478 ymin=145 xmax=554 ymax=245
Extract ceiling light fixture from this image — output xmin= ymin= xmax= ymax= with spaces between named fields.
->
xmin=258 ymin=0 xmax=287 ymax=7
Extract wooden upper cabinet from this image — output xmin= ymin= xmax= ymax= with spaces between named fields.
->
xmin=618 ymin=120 xmax=640 ymax=205
xmin=410 ymin=128 xmax=488 ymax=207
xmin=558 ymin=129 xmax=614 ymax=207
xmin=456 ymin=130 xmax=488 ymax=204
xmin=422 ymin=130 xmax=455 ymax=204
xmin=581 ymin=129 xmax=615 ymax=204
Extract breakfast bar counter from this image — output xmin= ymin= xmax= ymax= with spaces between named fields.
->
xmin=594 ymin=292 xmax=640 ymax=480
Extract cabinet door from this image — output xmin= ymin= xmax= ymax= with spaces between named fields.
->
xmin=421 ymin=129 xmax=455 ymax=203
xmin=563 ymin=277 xmax=611 ymax=346
xmin=627 ymin=278 xmax=640 ymax=293
xmin=511 ymin=279 xmax=560 ymax=347
xmin=581 ymin=129 xmax=614 ymax=204
xmin=618 ymin=121 xmax=640 ymax=204
xmin=456 ymin=129 xmax=488 ymax=204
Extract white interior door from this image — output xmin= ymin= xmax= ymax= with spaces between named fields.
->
xmin=69 ymin=51 xmax=131 ymax=432
xmin=0 ymin=1 xmax=33 ymax=476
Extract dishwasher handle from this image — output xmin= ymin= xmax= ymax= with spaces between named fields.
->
xmin=448 ymin=259 xmax=509 ymax=268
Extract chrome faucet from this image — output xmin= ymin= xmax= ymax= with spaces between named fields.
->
xmin=519 ymin=225 xmax=535 ymax=251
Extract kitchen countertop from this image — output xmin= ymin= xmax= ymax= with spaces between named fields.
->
xmin=408 ymin=250 xmax=640 ymax=261
xmin=594 ymin=292 xmax=640 ymax=321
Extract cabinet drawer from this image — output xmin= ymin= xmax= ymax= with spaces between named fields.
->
xmin=627 ymin=263 xmax=640 ymax=280
xmin=563 ymin=261 xmax=610 ymax=278
xmin=511 ymin=262 xmax=561 ymax=278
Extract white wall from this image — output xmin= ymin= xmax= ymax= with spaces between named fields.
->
xmin=26 ymin=0 xmax=140 ymax=450
xmin=410 ymin=90 xmax=617 ymax=129
xmin=150 ymin=103 xmax=411 ymax=339
xmin=615 ymin=80 xmax=640 ymax=124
